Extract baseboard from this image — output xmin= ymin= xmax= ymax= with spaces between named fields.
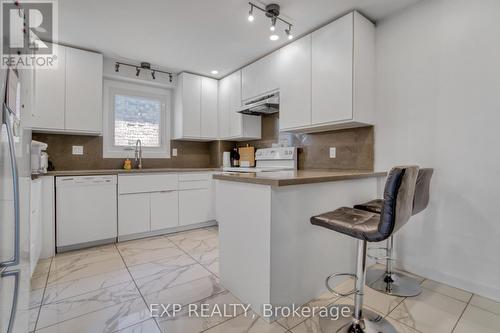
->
xmin=117 ymin=220 xmax=218 ymax=242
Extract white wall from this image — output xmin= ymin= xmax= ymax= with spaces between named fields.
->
xmin=375 ymin=0 xmax=500 ymax=301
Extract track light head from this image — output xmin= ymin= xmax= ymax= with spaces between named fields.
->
xmin=169 ymin=74 xmax=173 ymax=83
xmin=270 ymin=17 xmax=276 ymax=31
xmin=115 ymin=63 xmax=119 ymax=72
xmin=248 ymin=4 xmax=254 ymax=22
xmin=286 ymin=25 xmax=293 ymax=40
xmin=136 ymin=67 xmax=140 ymax=76
xmin=151 ymin=71 xmax=156 ymax=80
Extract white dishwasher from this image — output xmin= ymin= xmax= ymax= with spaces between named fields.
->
xmin=56 ymin=175 xmax=117 ymax=252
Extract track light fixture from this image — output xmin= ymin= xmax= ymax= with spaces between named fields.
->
xmin=115 ymin=61 xmax=174 ymax=82
xmin=247 ymin=2 xmax=294 ymax=42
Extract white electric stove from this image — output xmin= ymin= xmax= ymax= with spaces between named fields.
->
xmin=223 ymin=147 xmax=297 ymax=173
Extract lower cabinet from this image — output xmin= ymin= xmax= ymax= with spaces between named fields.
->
xmin=117 ymin=173 xmax=215 ymax=239
xmin=118 ymin=193 xmax=150 ymax=236
xmin=179 ymin=188 xmax=214 ymax=226
xmin=151 ymin=191 xmax=179 ymax=231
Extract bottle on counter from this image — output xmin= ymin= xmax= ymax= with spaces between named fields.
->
xmin=123 ymin=158 xmax=132 ymax=170
xmin=230 ymin=147 xmax=240 ymax=167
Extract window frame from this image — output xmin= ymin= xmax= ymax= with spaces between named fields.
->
xmin=103 ymin=79 xmax=171 ymax=158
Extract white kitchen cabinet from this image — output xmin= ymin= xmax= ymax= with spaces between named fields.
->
xmin=150 ymin=191 xmax=179 ymax=231
xmin=312 ymin=13 xmax=353 ymax=125
xmin=65 ymin=47 xmax=103 ymax=133
xmin=29 ymin=44 xmax=103 ymax=134
xmin=279 ymin=11 xmax=374 ymax=133
xmin=241 ymin=52 xmax=279 ymax=101
xmin=276 ymin=35 xmax=312 ymax=130
xmin=174 ymin=73 xmax=218 ymax=140
xmin=118 ymin=193 xmax=150 ymax=237
xmin=200 ymin=77 xmax=218 ymax=138
xmin=30 ymin=179 xmax=42 ymax=274
xmin=30 ymin=44 xmax=66 ymax=130
xmin=310 ymin=12 xmax=374 ymax=131
xmin=218 ymin=70 xmax=261 ymax=140
xmin=179 ymin=188 xmax=213 ymax=226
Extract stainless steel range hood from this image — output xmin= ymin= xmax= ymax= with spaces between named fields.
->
xmin=237 ymin=93 xmax=279 ymax=116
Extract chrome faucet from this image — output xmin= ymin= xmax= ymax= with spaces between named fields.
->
xmin=134 ymin=139 xmax=142 ymax=169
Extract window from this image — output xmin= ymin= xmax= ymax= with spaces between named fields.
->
xmin=103 ymin=80 xmax=171 ymax=158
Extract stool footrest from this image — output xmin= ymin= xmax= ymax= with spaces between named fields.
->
xmin=325 ymin=272 xmax=358 ymax=297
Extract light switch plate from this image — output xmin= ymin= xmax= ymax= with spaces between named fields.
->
xmin=329 ymin=147 xmax=336 ymax=158
xmin=72 ymin=145 xmax=84 ymax=155
xmin=172 ymin=148 xmax=178 ymax=157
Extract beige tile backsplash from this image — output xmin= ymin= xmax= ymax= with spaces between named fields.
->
xmin=33 ymin=114 xmax=373 ymax=171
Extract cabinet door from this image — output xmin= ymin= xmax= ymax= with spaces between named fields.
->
xmin=118 ymin=193 xmax=150 ymax=236
xmin=277 ymin=35 xmax=312 ymax=130
xmin=228 ymin=71 xmax=243 ymax=138
xmin=150 ymin=191 xmax=178 ymax=231
xmin=217 ymin=76 xmax=231 ymax=139
xmin=201 ymin=77 xmax=218 ymax=139
xmin=182 ymin=73 xmax=202 ymax=137
xmin=32 ymin=44 xmax=66 ymax=130
xmin=312 ymin=12 xmax=353 ymax=125
xmin=241 ymin=52 xmax=279 ymax=101
xmin=65 ymin=47 xmax=103 ymax=133
xmin=179 ymin=189 xmax=213 ymax=226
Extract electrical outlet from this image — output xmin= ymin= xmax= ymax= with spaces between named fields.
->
xmin=72 ymin=145 xmax=84 ymax=155
xmin=172 ymin=148 xmax=178 ymax=157
xmin=329 ymin=147 xmax=336 ymax=158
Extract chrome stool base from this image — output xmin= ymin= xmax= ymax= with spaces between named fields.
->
xmin=316 ymin=304 xmax=397 ymax=333
xmin=366 ymin=268 xmax=422 ymax=297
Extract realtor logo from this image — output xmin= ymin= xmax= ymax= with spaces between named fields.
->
xmin=1 ymin=0 xmax=58 ymax=68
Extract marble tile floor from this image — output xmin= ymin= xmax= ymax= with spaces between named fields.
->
xmin=29 ymin=226 xmax=500 ymax=333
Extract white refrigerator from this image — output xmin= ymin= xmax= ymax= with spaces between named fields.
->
xmin=0 ymin=67 xmax=32 ymax=333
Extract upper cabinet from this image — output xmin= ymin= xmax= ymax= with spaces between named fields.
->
xmin=65 ymin=47 xmax=103 ymax=133
xmin=218 ymin=70 xmax=261 ymax=140
xmin=275 ymin=35 xmax=312 ymax=130
xmin=241 ymin=52 xmax=279 ymax=101
xmin=174 ymin=73 xmax=218 ymax=141
xmin=28 ymin=44 xmax=103 ymax=134
xmin=279 ymin=12 xmax=375 ymax=132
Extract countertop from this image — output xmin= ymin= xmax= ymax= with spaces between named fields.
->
xmin=212 ymin=169 xmax=387 ymax=186
xmin=34 ymin=168 xmax=221 ymax=177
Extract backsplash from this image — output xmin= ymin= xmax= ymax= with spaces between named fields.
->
xmin=32 ymin=134 xmax=221 ymax=170
xmin=238 ymin=114 xmax=374 ymax=171
xmin=33 ymin=115 xmax=373 ymax=171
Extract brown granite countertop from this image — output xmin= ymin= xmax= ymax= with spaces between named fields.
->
xmin=212 ymin=170 xmax=387 ymax=187
xmin=37 ymin=168 xmax=222 ymax=177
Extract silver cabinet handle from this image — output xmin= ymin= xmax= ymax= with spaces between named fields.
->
xmin=0 ymin=104 xmax=20 ymax=268
xmin=1 ymin=269 xmax=20 ymax=333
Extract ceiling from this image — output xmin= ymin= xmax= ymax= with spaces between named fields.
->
xmin=58 ymin=0 xmax=420 ymax=79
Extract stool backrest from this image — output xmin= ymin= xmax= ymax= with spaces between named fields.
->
xmin=412 ymin=168 xmax=434 ymax=215
xmin=378 ymin=166 xmax=419 ymax=239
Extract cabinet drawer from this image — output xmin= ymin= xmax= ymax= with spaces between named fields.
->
xmin=178 ymin=173 xmax=211 ymax=182
xmin=118 ymin=174 xmax=178 ymax=194
xmin=178 ymin=180 xmax=209 ymax=190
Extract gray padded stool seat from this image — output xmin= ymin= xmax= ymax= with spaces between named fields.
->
xmin=354 ymin=168 xmax=433 ymax=297
xmin=310 ymin=166 xmax=419 ymax=333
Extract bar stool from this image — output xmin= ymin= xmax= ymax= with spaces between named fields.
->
xmin=354 ymin=168 xmax=433 ymax=297
xmin=310 ymin=166 xmax=419 ymax=333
